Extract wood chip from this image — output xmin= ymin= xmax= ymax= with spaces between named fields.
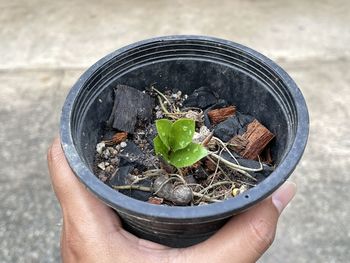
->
xmin=205 ymin=159 xmax=217 ymax=172
xmin=148 ymin=197 xmax=164 ymax=205
xmin=208 ymin=106 xmax=236 ymax=124
xmin=240 ymin=119 xmax=275 ymax=160
xmin=227 ymin=135 xmax=248 ymax=153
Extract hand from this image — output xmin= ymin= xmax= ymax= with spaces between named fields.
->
xmin=48 ymin=137 xmax=296 ymax=263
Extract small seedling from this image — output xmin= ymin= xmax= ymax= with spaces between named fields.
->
xmin=153 ymin=118 xmax=208 ymax=168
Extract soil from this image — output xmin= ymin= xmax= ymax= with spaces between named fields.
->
xmin=93 ymin=85 xmax=275 ymax=206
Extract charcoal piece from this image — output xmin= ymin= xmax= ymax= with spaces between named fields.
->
xmin=213 ymin=116 xmax=242 ymax=142
xmin=193 ymin=166 xmax=208 ymax=181
xmin=213 ymin=111 xmax=255 ymax=142
xmin=183 ymin=86 xmax=219 ymax=109
xmin=236 ymin=112 xmax=255 ymax=135
xmin=204 ymin=99 xmax=229 ymax=128
xmin=119 ymin=141 xmax=144 ymax=167
xmin=109 ymin=165 xmax=152 ymax=201
xmin=107 ymin=85 xmax=154 ymax=133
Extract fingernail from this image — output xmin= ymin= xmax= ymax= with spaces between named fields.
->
xmin=272 ymin=181 xmax=297 ymax=214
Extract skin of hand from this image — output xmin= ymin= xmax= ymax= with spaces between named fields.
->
xmin=48 ymin=137 xmax=296 ymax=263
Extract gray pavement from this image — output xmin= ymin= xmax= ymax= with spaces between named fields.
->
xmin=1 ymin=0 xmax=349 ymax=262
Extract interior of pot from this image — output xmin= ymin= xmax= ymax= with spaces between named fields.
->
xmin=71 ymin=39 xmax=296 ymax=182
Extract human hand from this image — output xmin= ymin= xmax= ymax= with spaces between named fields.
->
xmin=48 ymin=137 xmax=296 ymax=263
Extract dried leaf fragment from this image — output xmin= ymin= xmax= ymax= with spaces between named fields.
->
xmin=105 ymin=132 xmax=128 ymax=145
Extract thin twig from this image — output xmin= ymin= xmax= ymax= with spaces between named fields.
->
xmin=236 ymin=179 xmax=256 ymax=187
xmin=157 ymin=96 xmax=171 ymax=115
xmin=206 ymin=156 xmax=233 ymax=182
xmin=233 ymin=168 xmax=257 ymax=182
xmin=169 ymin=173 xmax=187 ymax=184
xmin=201 ymin=131 xmax=214 ymax=147
xmin=192 ymin=192 xmax=222 ymax=203
xmin=198 ymin=181 xmax=234 ymax=194
xmin=152 ymin=86 xmax=171 ymax=105
xmin=209 ymin=152 xmax=263 ymax=172
xmin=112 ymin=185 xmax=152 ymax=192
xmin=213 ymin=136 xmax=239 ymax=165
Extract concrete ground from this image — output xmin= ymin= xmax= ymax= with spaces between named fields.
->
xmin=1 ymin=0 xmax=349 ymax=262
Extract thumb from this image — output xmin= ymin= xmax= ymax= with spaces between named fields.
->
xmin=47 ymin=137 xmax=121 ymax=231
xmin=188 ymin=181 xmax=296 ymax=263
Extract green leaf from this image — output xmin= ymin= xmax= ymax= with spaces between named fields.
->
xmin=170 ymin=119 xmax=195 ymax=151
xmin=153 ymin=135 xmax=169 ymax=161
xmin=155 ymin=119 xmax=172 ymax=150
xmin=169 ymin=142 xmax=208 ymax=168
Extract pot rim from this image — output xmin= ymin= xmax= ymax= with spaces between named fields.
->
xmin=60 ymin=35 xmax=309 ymax=222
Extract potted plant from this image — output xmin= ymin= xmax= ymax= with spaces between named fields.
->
xmin=60 ymin=35 xmax=309 ymax=247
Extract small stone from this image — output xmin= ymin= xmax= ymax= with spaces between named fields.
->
xmin=102 ymin=148 xmax=110 ymax=159
xmin=105 ymin=166 xmax=112 ymax=173
xmin=200 ymin=125 xmax=210 ymax=136
xmin=239 ymin=185 xmax=248 ymax=193
xmin=96 ymin=142 xmax=105 ymax=154
xmin=110 ymin=157 xmax=119 ymax=165
xmin=232 ymin=188 xmax=240 ymax=197
xmin=120 ymin=142 xmax=127 ymax=148
xmin=193 ymin=126 xmax=211 ymax=144
xmin=185 ymin=110 xmax=202 ymax=122
xmin=125 ymin=173 xmax=138 ymax=184
xmin=107 ymin=147 xmax=118 ymax=156
xmin=207 ymin=138 xmax=217 ymax=150
xmin=107 ymin=146 xmax=115 ymax=152
xmin=98 ymin=173 xmax=108 ymax=182
xmin=192 ymin=132 xmax=203 ymax=143
xmin=156 ymin=110 xmax=163 ymax=119
xmin=97 ymin=162 xmax=106 ymax=171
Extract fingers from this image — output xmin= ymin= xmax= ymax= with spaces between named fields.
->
xmin=187 ymin=182 xmax=296 ymax=263
xmin=47 ymin=137 xmax=121 ymax=231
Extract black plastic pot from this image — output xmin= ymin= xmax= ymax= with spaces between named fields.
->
xmin=60 ymin=35 xmax=309 ymax=247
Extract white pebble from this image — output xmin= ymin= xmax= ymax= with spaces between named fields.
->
xmin=200 ymin=126 xmax=210 ymax=136
xmin=239 ymin=185 xmax=248 ymax=193
xmin=120 ymin=142 xmax=127 ymax=148
xmin=96 ymin=142 xmax=105 ymax=154
xmin=97 ymin=162 xmax=106 ymax=171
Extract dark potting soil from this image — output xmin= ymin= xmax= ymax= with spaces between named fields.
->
xmin=93 ymin=85 xmax=275 ymax=206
